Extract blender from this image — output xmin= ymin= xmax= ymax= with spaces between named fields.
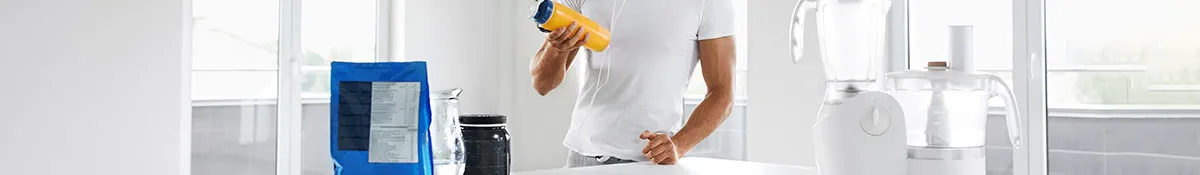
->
xmin=790 ymin=0 xmax=907 ymax=174
xmin=883 ymin=26 xmax=1023 ymax=175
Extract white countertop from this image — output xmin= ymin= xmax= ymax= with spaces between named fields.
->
xmin=514 ymin=157 xmax=816 ymax=175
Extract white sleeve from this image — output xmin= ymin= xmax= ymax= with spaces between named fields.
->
xmin=556 ymin=0 xmax=585 ymax=12
xmin=697 ymin=0 xmax=736 ymax=40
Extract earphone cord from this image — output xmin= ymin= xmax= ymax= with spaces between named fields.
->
xmin=576 ymin=0 xmax=628 ymax=134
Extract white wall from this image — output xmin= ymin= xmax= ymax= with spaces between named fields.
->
xmin=745 ymin=0 xmax=826 ymax=167
xmin=404 ymin=0 xmax=508 ymax=114
xmin=502 ymin=6 xmax=585 ymax=173
xmin=403 ymin=0 xmax=580 ymax=171
xmin=0 ymin=0 xmax=190 ymax=174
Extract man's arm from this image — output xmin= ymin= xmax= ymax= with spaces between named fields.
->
xmin=531 ymin=24 xmax=587 ymax=96
xmin=641 ymin=0 xmax=736 ymax=165
xmin=672 ymin=36 xmax=736 ymax=156
xmin=641 ymin=36 xmax=735 ymax=165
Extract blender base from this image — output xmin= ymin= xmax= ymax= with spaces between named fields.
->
xmin=814 ymin=92 xmax=907 ymax=175
xmin=907 ymin=158 xmax=985 ymax=175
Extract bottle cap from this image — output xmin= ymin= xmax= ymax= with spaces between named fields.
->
xmin=530 ymin=0 xmax=554 ymax=24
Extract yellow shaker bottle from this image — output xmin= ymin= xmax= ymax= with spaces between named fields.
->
xmin=530 ymin=0 xmax=612 ymax=52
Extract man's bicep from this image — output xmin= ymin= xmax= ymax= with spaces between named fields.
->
xmin=698 ymin=36 xmax=735 ymax=90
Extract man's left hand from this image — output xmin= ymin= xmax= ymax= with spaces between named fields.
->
xmin=639 ymin=130 xmax=680 ymax=165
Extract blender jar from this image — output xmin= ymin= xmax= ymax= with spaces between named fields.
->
xmin=791 ymin=0 xmax=892 ymax=81
xmin=791 ymin=0 xmax=893 ymax=103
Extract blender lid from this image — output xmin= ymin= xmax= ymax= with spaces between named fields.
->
xmin=884 ymin=61 xmax=1001 ymax=91
xmin=887 ymin=61 xmax=990 ymax=78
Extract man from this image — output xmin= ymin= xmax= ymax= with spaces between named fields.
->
xmin=529 ymin=0 xmax=736 ymax=167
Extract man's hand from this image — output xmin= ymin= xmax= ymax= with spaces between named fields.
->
xmin=547 ymin=22 xmax=589 ymax=53
xmin=640 ymin=130 xmax=680 ymax=165
xmin=530 ymin=22 xmax=588 ymax=96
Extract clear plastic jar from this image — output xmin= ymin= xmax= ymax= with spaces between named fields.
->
xmin=431 ymin=88 xmax=466 ymax=175
xmin=884 ymin=61 xmax=1021 ymax=148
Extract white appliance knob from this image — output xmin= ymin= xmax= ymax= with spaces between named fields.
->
xmin=860 ymin=105 xmax=892 ymax=136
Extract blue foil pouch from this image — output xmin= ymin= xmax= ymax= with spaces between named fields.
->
xmin=331 ymin=61 xmax=433 ymax=175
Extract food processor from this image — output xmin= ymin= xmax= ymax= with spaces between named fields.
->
xmin=792 ymin=0 xmax=1024 ymax=173
xmin=790 ymin=0 xmax=907 ymax=174
xmin=883 ymin=26 xmax=1023 ymax=175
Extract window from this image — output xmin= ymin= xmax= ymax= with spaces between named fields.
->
xmin=192 ymin=0 xmax=281 ymax=102
xmin=191 ymin=0 xmax=281 ymax=174
xmin=1044 ymin=0 xmax=1200 ymax=174
xmin=190 ymin=0 xmax=387 ymax=175
xmin=192 ymin=0 xmax=378 ymax=103
xmin=1046 ymin=0 xmax=1200 ymax=106
xmin=299 ymin=0 xmax=380 ymax=99
xmin=908 ymin=0 xmax=1200 ymax=174
xmin=299 ymin=1 xmax=385 ymax=175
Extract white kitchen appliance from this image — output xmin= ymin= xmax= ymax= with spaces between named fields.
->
xmin=790 ymin=0 xmax=907 ymax=174
xmin=883 ymin=26 xmax=1023 ymax=175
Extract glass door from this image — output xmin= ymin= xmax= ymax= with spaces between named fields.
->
xmin=1043 ymin=0 xmax=1200 ymax=174
xmin=190 ymin=0 xmax=281 ymax=174
xmin=297 ymin=0 xmax=384 ymax=174
xmin=191 ymin=0 xmax=389 ymax=174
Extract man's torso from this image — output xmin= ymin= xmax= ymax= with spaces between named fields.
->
xmin=561 ymin=0 xmax=708 ymax=161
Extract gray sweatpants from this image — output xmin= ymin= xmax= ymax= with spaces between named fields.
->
xmin=564 ymin=151 xmax=637 ymax=168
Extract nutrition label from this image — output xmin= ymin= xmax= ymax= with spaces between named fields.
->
xmin=367 ymin=82 xmax=421 ymax=163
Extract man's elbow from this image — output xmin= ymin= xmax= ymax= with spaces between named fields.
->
xmin=533 ymin=81 xmax=557 ymax=96
xmin=530 ymin=67 xmax=556 ymax=96
xmin=711 ymin=87 xmax=735 ymax=115
xmin=534 ymin=86 xmax=553 ymax=96
xmin=707 ymin=87 xmax=735 ymax=104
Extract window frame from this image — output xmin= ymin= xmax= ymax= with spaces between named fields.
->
xmin=278 ymin=1 xmax=395 ymax=175
xmin=277 ymin=0 xmax=302 ymax=174
xmin=188 ymin=0 xmax=394 ymax=174
xmin=1014 ymin=0 xmax=1047 ymax=174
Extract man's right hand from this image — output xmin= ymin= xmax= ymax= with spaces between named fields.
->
xmin=531 ymin=22 xmax=587 ymax=96
xmin=547 ymin=22 xmax=590 ymax=53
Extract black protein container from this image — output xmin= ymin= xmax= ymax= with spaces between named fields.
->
xmin=460 ymin=114 xmax=510 ymax=175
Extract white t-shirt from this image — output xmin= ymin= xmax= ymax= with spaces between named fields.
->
xmin=555 ymin=0 xmax=735 ymax=161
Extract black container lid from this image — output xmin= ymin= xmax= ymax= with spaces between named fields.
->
xmin=460 ymin=114 xmax=507 ymax=125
